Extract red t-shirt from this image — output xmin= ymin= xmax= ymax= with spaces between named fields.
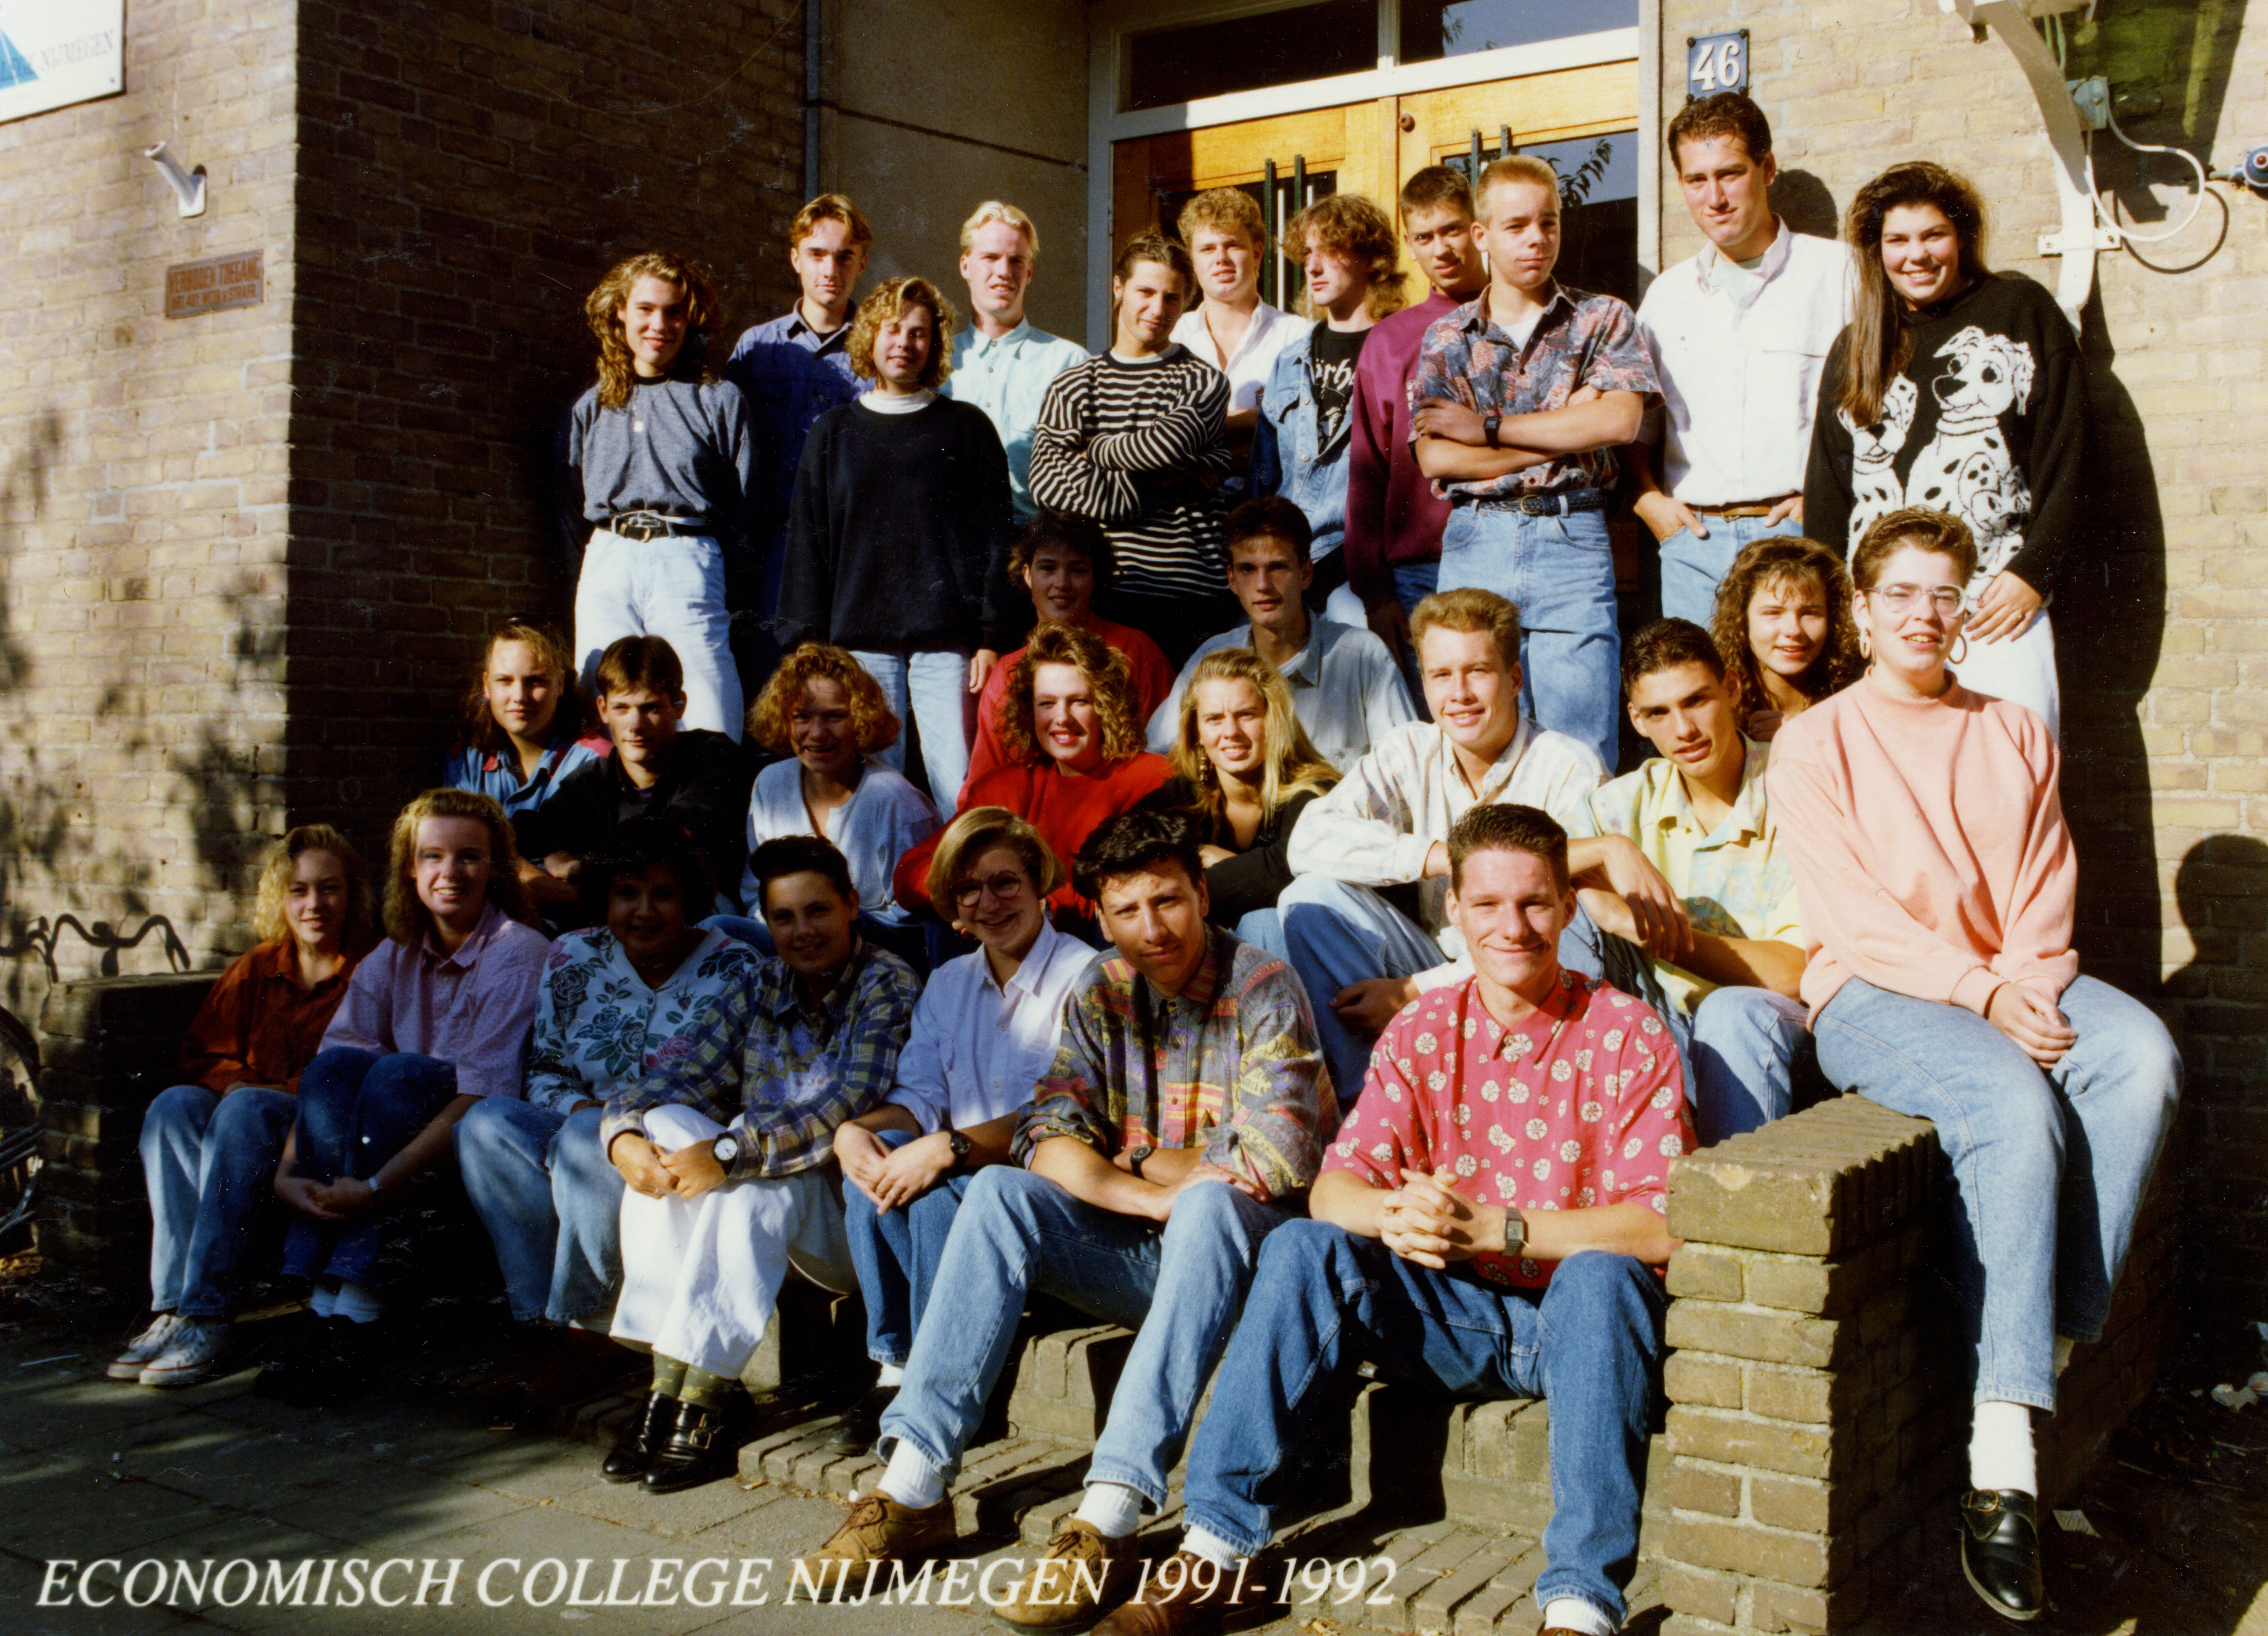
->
xmin=896 ymin=752 xmax=1176 ymax=920
xmin=1324 ymin=972 xmax=1693 ymax=1289
xmin=960 ymin=617 xmax=1176 ymax=802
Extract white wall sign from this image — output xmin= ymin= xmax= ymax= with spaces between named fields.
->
xmin=0 ymin=1 xmax=124 ymax=126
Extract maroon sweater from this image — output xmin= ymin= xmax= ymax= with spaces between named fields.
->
xmin=1343 ymin=287 xmax=1463 ymax=610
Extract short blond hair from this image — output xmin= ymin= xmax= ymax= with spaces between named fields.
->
xmin=960 ymin=200 xmax=1040 ymax=262
xmin=848 ymin=277 xmax=959 ymax=389
xmin=923 ymin=806 xmax=1066 ymax=911
xmin=1412 ymin=586 xmax=1523 ymax=673
xmin=789 ymin=192 xmax=873 ymax=249
xmin=1177 ymin=187 xmax=1265 ymax=249
xmin=1476 ymin=155 xmax=1561 ymax=218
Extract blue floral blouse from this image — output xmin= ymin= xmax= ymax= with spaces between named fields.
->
xmin=523 ymin=926 xmax=764 ymax=1115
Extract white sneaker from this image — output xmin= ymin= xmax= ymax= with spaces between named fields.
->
xmin=139 ymin=1319 xmax=233 ymax=1388
xmin=109 ymin=1315 xmax=183 ymax=1381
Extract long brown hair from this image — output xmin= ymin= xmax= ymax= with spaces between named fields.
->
xmin=997 ymin=623 xmax=1146 ymax=768
xmin=585 ymin=252 xmax=725 ymax=411
xmin=1709 ymin=538 xmax=1863 ymax=723
xmin=454 ymin=620 xmax=591 ymax=761
xmin=382 ymin=789 xmax=538 ymax=946
xmin=1837 ymin=162 xmax=1991 ymax=426
xmin=1167 ymin=649 xmax=1338 ymax=830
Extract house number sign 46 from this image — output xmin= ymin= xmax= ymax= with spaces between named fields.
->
xmin=1687 ymin=31 xmax=1750 ymax=99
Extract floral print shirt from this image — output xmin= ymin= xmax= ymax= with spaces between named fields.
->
xmin=523 ymin=927 xmax=765 ymax=1116
xmin=1324 ymin=973 xmax=1692 ymax=1289
xmin=1410 ymin=284 xmax=1659 ymax=500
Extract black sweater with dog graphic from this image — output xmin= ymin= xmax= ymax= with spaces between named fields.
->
xmin=1804 ymin=273 xmax=2086 ymax=600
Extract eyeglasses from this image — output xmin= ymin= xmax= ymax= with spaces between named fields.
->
xmin=951 ymin=872 xmax=1030 ymax=909
xmin=1865 ymin=583 xmax=1966 ymax=614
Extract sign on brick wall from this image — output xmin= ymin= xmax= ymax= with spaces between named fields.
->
xmin=0 ymin=0 xmax=122 ymax=125
xmin=164 ymin=251 xmax=263 ymax=319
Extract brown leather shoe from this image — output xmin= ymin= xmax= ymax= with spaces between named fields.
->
xmin=797 ymin=1492 xmax=958 ymax=1593
xmin=1092 ymin=1550 xmax=1259 ymax=1636
xmin=994 ymin=1519 xmax=1137 ymax=1629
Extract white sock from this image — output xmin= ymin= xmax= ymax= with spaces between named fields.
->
xmin=1540 ymin=1596 xmax=1615 ymax=1636
xmin=308 ymin=1283 xmax=339 ymax=1318
xmin=875 ymin=1363 xmax=905 ymax=1388
xmin=331 ymin=1280 xmax=384 ymax=1325
xmin=1968 ymin=1400 xmax=2037 ymax=1494
xmin=1183 ymin=1525 xmax=1241 ymax=1574
xmin=877 ymin=1438 xmax=946 ymax=1509
xmin=1073 ymin=1482 xmax=1144 ymax=1539
xmin=2053 ymin=1336 xmax=2076 ymax=1376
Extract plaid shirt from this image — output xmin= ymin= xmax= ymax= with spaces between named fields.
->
xmin=1410 ymin=284 xmax=1658 ymax=501
xmin=601 ymin=939 xmax=919 ymax=1181
xmin=1012 ymin=926 xmax=1336 ymax=1201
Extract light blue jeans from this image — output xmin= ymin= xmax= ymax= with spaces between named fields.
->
xmin=841 ymin=1128 xmax=976 ymax=1368
xmin=1180 ymin=1228 xmax=1664 ymax=1631
xmin=1232 ymin=908 xmax=1288 ymax=965
xmin=453 ymin=1099 xmax=625 ymax=1324
xmin=140 ymin=1084 xmax=297 ymax=1318
xmin=1436 ymin=503 xmax=1620 ymax=768
xmin=1657 ymin=513 xmax=1804 ymax=630
xmin=850 ymin=648 xmax=972 ymax=815
xmin=877 ymin=1166 xmax=1289 ymax=1509
xmin=1814 ymin=975 xmax=2181 ymax=1410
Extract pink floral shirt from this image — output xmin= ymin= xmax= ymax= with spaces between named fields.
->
xmin=1323 ymin=972 xmax=1693 ymax=1289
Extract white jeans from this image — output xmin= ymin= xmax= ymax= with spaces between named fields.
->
xmin=610 ymin=1105 xmax=855 ymax=1379
xmin=575 ymin=529 xmax=744 ymax=740
xmin=1955 ymin=608 xmax=2059 ymax=742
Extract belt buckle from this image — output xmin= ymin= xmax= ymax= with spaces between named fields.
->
xmin=615 ymin=513 xmax=661 ymax=542
xmin=1518 ymin=495 xmax=1555 ymax=517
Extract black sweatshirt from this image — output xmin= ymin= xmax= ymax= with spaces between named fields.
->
xmin=1144 ymin=779 xmax=1321 ymax=925
xmin=1804 ymin=272 xmax=2085 ymax=597
xmin=776 ymin=396 xmax=1019 ymax=654
xmin=517 ymin=729 xmax=755 ymax=916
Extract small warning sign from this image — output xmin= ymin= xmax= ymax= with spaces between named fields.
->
xmin=164 ymin=250 xmax=263 ymax=319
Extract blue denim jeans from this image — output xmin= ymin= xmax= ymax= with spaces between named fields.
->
xmin=850 ymin=648 xmax=972 ymax=816
xmin=1180 ymin=1227 xmax=1665 ymax=1630
xmin=1386 ymin=561 xmax=1440 ymax=711
xmin=877 ymin=1165 xmax=1289 ymax=1508
xmin=1436 ymin=504 xmax=1620 ymax=768
xmin=1560 ymin=919 xmax=1810 ymax=1148
xmin=454 ymin=1098 xmax=624 ymax=1324
xmin=1231 ymin=907 xmax=1288 ymax=965
xmin=140 ymin=1084 xmax=297 ymax=1318
xmin=281 ymin=1048 xmax=462 ymax=1289
xmin=1814 ymin=975 xmax=2181 ymax=1410
xmin=842 ymin=1128 xmax=977 ymax=1368
xmin=1656 ymin=514 xmax=1804 ymax=629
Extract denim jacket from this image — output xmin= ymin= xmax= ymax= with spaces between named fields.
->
xmin=1249 ymin=326 xmax=1351 ymax=564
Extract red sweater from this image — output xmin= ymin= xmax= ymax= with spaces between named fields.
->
xmin=1343 ymin=288 xmax=1462 ymax=609
xmin=898 ymin=752 xmax=1176 ymax=920
xmin=959 ymin=617 xmax=1176 ymax=800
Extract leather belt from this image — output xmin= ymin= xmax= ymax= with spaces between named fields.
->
xmin=1688 ymin=496 xmax=1796 ymax=519
xmin=1470 ymin=488 xmax=1606 ymax=517
xmin=603 ymin=512 xmax=707 ymax=542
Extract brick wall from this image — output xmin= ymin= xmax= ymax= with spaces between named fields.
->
xmin=0 ymin=1 xmax=299 ymax=1021
xmin=1657 ymin=0 xmax=2267 ymax=1313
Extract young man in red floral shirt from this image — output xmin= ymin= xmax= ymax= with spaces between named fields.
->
xmin=1089 ymin=802 xmax=1692 ymax=1636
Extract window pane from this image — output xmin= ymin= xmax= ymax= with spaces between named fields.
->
xmin=1524 ymin=131 xmax=1639 ymax=305
xmin=1401 ymin=0 xmax=1637 ymax=64
xmin=1126 ymin=0 xmax=1377 ymax=112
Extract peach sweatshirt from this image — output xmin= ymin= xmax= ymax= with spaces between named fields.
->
xmin=1765 ymin=675 xmax=2077 ymax=1019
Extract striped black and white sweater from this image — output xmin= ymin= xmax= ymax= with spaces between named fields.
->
xmin=1028 ymin=345 xmax=1235 ymax=599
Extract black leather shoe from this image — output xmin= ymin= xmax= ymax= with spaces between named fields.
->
xmin=602 ymin=1392 xmax=679 ymax=1483
xmin=1960 ymin=1488 xmax=2044 ymax=1621
xmin=825 ymin=1383 xmax=897 ymax=1455
xmin=643 ymin=1399 xmax=737 ymax=1494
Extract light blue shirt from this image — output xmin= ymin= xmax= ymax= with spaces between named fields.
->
xmin=445 ymin=734 xmax=603 ymax=820
xmin=947 ymin=319 xmax=1089 ymax=521
xmin=1146 ymin=617 xmax=1417 ymax=774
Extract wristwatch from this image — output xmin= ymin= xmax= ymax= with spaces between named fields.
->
xmin=947 ymin=1130 xmax=973 ymax=1171
xmin=365 ymin=1172 xmax=384 ymax=1200
xmin=1501 ymin=1206 xmax=1528 ymax=1259
xmin=712 ymin=1134 xmax=741 ymax=1166
xmin=1483 ymin=412 xmax=1502 ymax=448
xmin=1126 ymin=1144 xmax=1156 ymax=1180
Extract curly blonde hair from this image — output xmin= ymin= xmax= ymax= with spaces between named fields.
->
xmin=847 ymin=277 xmax=959 ymax=390
xmin=997 ymin=623 xmax=1146 ymax=769
xmin=747 ymin=643 xmax=902 ymax=756
xmin=584 ymin=251 xmax=724 ymax=411
xmin=1709 ymin=537 xmax=1864 ymax=725
xmin=382 ymin=789 xmax=537 ymax=946
xmin=252 ymin=826 xmax=376 ymax=949
xmin=1168 ymin=649 xmax=1338 ymax=828
xmin=1284 ymin=194 xmax=1407 ymax=321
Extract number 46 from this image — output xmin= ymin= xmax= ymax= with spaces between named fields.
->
xmin=1690 ymin=35 xmax=1745 ymax=95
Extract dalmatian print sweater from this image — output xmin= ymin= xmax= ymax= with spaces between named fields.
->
xmin=1802 ymin=273 xmax=2086 ymax=605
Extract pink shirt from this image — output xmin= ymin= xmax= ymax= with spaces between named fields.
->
xmin=1765 ymin=675 xmax=2077 ymax=1019
xmin=1325 ymin=973 xmax=1691 ymax=1289
xmin=319 ymin=902 xmax=551 ymax=1101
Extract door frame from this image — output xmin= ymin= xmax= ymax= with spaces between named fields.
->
xmin=1083 ymin=0 xmax=1664 ymax=344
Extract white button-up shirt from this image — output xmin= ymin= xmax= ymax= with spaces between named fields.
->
xmin=743 ymin=756 xmax=940 ymax=925
xmin=884 ymin=918 xmax=1097 ymax=1131
xmin=946 ymin=320 xmax=1090 ymax=521
xmin=1171 ymin=301 xmax=1300 ymax=417
xmin=1635 ymin=222 xmax=1853 ymax=505
xmin=1146 ymin=617 xmax=1416 ymax=772
xmin=1286 ymin=717 xmax=1606 ymax=964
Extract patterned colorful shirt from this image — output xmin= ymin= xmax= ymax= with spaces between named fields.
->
xmin=601 ymin=939 xmax=920 ymax=1181
xmin=1013 ymin=926 xmax=1336 ymax=1201
xmin=1325 ymin=973 xmax=1692 ymax=1289
xmin=1410 ymin=284 xmax=1658 ymax=500
xmin=523 ymin=927 xmax=766 ymax=1116
xmin=1566 ymin=740 xmax=1803 ymax=1019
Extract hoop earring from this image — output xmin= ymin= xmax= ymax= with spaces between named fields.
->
xmin=1950 ymin=631 xmax=1969 ymax=666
